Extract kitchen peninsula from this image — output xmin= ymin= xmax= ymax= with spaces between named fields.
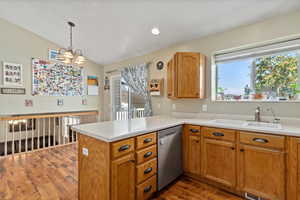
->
xmin=73 ymin=115 xmax=300 ymax=200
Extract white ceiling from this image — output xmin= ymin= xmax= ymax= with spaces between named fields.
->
xmin=0 ymin=0 xmax=300 ymax=65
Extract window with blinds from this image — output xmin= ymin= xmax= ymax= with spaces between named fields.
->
xmin=212 ymin=37 xmax=300 ymax=102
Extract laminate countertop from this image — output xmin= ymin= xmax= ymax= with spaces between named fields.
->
xmin=72 ymin=115 xmax=300 ymax=142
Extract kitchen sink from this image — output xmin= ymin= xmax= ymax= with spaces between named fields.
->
xmin=210 ymin=119 xmax=282 ymax=130
xmin=246 ymin=121 xmax=282 ymax=129
xmin=210 ymin=119 xmax=247 ymax=126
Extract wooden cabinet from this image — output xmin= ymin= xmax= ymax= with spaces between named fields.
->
xmin=238 ymin=132 xmax=286 ymax=200
xmin=167 ymin=58 xmax=176 ymax=98
xmin=287 ymin=137 xmax=300 ymax=200
xmin=182 ymin=125 xmax=201 ymax=176
xmin=238 ymin=144 xmax=285 ymax=200
xmin=167 ymin=52 xmax=206 ymax=99
xmin=111 ymin=153 xmax=136 ymax=200
xmin=202 ymin=138 xmax=236 ymax=188
xmin=78 ymin=132 xmax=157 ymax=200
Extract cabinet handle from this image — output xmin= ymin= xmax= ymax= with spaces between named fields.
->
xmin=253 ymin=138 xmax=268 ymax=144
xmin=240 ymin=149 xmax=245 ymax=152
xmin=144 ymin=151 xmax=153 ymax=158
xmin=144 ymin=138 xmax=152 ymax=144
xmin=144 ymin=185 xmax=152 ymax=193
xmin=212 ymin=132 xmax=224 ymax=137
xmin=231 ymin=147 xmax=235 ymax=150
xmin=190 ymin=129 xmax=199 ymax=133
xmin=144 ymin=167 xmax=153 ymax=174
xmin=118 ymin=145 xmax=130 ymax=152
xmin=130 ymin=159 xmax=136 ymax=163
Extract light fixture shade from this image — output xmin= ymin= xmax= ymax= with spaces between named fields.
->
xmin=55 ymin=22 xmax=85 ymax=65
xmin=64 ymin=50 xmax=74 ymax=59
xmin=62 ymin=58 xmax=72 ymax=64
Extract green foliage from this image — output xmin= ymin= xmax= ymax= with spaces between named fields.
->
xmin=254 ymin=54 xmax=298 ymax=96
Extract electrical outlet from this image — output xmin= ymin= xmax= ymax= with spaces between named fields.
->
xmin=25 ymin=99 xmax=33 ymax=107
xmin=82 ymin=98 xmax=87 ymax=105
xmin=57 ymin=99 xmax=64 ymax=106
xmin=82 ymin=148 xmax=89 ymax=156
xmin=157 ymin=103 xmax=161 ymax=109
xmin=202 ymin=104 xmax=208 ymax=112
xmin=172 ymin=103 xmax=176 ymax=110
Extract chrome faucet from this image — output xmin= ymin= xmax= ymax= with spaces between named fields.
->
xmin=254 ymin=106 xmax=261 ymax=122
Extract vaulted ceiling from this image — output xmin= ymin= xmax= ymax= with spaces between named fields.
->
xmin=0 ymin=0 xmax=300 ymax=65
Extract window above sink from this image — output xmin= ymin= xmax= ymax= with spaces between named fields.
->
xmin=211 ymin=36 xmax=300 ymax=102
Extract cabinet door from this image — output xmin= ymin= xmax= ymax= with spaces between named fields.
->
xmin=287 ymin=137 xmax=300 ymax=200
xmin=182 ymin=125 xmax=201 ymax=174
xmin=239 ymin=144 xmax=285 ymax=200
xmin=187 ymin=135 xmax=201 ymax=175
xmin=167 ymin=57 xmax=177 ymax=98
xmin=202 ymin=138 xmax=236 ymax=188
xmin=111 ymin=153 xmax=136 ymax=200
xmin=177 ymin=52 xmax=200 ymax=98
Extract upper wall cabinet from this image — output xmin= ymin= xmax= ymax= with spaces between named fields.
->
xmin=167 ymin=52 xmax=206 ymax=99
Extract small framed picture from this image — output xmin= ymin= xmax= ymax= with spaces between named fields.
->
xmin=48 ymin=49 xmax=59 ymax=61
xmin=3 ymin=62 xmax=23 ymax=86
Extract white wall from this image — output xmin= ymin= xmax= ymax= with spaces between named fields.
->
xmin=103 ymin=10 xmax=300 ymax=120
xmin=0 ymin=18 xmax=104 ymax=116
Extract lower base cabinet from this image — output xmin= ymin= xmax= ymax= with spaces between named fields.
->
xmin=239 ymin=144 xmax=286 ymax=200
xmin=111 ymin=153 xmax=136 ymax=200
xmin=183 ymin=125 xmax=290 ymax=200
xmin=287 ymin=137 xmax=300 ymax=200
xmin=202 ymin=138 xmax=236 ymax=188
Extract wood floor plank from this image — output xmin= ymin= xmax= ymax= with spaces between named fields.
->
xmin=0 ymin=143 xmax=242 ymax=200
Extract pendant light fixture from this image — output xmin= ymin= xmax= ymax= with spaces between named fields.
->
xmin=57 ymin=21 xmax=86 ymax=65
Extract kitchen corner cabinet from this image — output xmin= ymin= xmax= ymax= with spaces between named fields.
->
xmin=167 ymin=52 xmax=206 ymax=99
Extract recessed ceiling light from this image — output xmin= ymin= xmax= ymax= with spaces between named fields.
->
xmin=151 ymin=27 xmax=160 ymax=35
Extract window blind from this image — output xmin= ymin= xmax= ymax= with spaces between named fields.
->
xmin=214 ymin=37 xmax=300 ymax=63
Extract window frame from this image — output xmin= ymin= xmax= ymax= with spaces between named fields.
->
xmin=211 ymin=36 xmax=300 ymax=103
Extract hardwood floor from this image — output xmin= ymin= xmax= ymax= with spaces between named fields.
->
xmin=0 ymin=144 xmax=242 ymax=200
xmin=153 ymin=177 xmax=242 ymax=200
xmin=0 ymin=144 xmax=78 ymax=200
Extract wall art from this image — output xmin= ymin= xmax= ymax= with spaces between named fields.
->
xmin=32 ymin=58 xmax=84 ymax=96
xmin=3 ymin=62 xmax=23 ymax=86
xmin=48 ymin=49 xmax=59 ymax=61
xmin=87 ymin=75 xmax=99 ymax=95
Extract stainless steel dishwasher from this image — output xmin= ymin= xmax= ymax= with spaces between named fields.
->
xmin=157 ymin=125 xmax=183 ymax=191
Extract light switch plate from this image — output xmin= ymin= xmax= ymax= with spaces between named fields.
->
xmin=82 ymin=148 xmax=89 ymax=156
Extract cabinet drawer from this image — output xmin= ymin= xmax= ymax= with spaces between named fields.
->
xmin=202 ymin=127 xmax=236 ymax=142
xmin=185 ymin=125 xmax=201 ymax=136
xmin=240 ymin=131 xmax=285 ymax=150
xmin=136 ymin=158 xmax=157 ymax=184
xmin=136 ymin=175 xmax=157 ymax=200
xmin=136 ymin=132 xmax=157 ymax=150
xmin=136 ymin=145 xmax=157 ymax=165
xmin=111 ymin=138 xmax=135 ymax=159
